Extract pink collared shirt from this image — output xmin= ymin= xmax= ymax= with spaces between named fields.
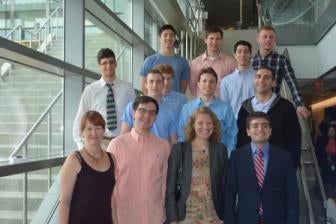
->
xmin=189 ymin=52 xmax=236 ymax=97
xmin=107 ymin=129 xmax=170 ymax=224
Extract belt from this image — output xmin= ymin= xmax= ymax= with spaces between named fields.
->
xmin=103 ymin=136 xmax=114 ymax=140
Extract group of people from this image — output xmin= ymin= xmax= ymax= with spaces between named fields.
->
xmin=58 ymin=24 xmax=307 ymax=224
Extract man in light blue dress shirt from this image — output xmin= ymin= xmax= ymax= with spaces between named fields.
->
xmin=154 ymin=64 xmax=188 ymax=113
xmin=178 ymin=67 xmax=237 ymax=155
xmin=220 ymin=40 xmax=255 ymax=118
xmin=121 ymin=68 xmax=177 ymax=145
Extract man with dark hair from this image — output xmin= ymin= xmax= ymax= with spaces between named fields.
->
xmin=220 ymin=40 xmax=255 ymax=118
xmin=178 ymin=67 xmax=237 ymax=155
xmin=107 ymin=95 xmax=170 ymax=224
xmin=189 ymin=26 xmax=236 ymax=97
xmin=73 ymin=48 xmax=135 ymax=149
xmin=252 ymin=25 xmax=310 ymax=118
xmin=121 ymin=68 xmax=177 ymax=145
xmin=237 ymin=66 xmax=301 ymax=169
xmin=140 ymin=24 xmax=189 ymax=93
xmin=225 ymin=112 xmax=299 ymax=224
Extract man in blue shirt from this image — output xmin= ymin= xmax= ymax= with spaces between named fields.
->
xmin=154 ymin=64 xmax=188 ymax=113
xmin=224 ymin=112 xmax=299 ymax=224
xmin=121 ymin=68 xmax=177 ymax=145
xmin=220 ymin=40 xmax=255 ymax=118
xmin=178 ymin=67 xmax=237 ymax=155
xmin=139 ymin=24 xmax=190 ymax=93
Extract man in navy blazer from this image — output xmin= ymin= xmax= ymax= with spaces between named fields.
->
xmin=224 ymin=112 xmax=299 ymax=224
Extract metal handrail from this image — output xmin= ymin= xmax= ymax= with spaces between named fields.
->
xmin=5 ymin=24 xmax=22 ymax=39
xmin=34 ymin=6 xmax=61 ymax=36
xmin=281 ymin=48 xmax=327 ymax=223
xmin=8 ymin=90 xmax=63 ymax=160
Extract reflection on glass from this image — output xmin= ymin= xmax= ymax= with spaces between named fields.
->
xmin=84 ymin=14 xmax=132 ymax=83
xmin=0 ymin=59 xmax=63 ymax=161
xmin=0 ymin=0 xmax=64 ymax=60
xmin=100 ymin=0 xmax=132 ymax=27
xmin=144 ymin=10 xmax=157 ymax=51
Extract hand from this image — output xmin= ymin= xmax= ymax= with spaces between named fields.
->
xmin=296 ymin=106 xmax=310 ymax=119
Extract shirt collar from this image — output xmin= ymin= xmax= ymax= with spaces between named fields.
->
xmin=99 ymin=77 xmax=117 ymax=87
xmin=253 ymin=93 xmax=276 ymax=105
xmin=257 ymin=50 xmax=274 ymax=59
xmin=251 ymin=142 xmax=270 ymax=156
xmin=196 ymin=97 xmax=216 ymax=106
xmin=130 ymin=128 xmax=152 ymax=142
xmin=201 ymin=51 xmax=223 ymax=61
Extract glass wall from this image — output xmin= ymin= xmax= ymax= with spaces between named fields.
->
xmin=100 ymin=0 xmax=132 ymax=28
xmin=84 ymin=11 xmax=132 ymax=83
xmin=0 ymin=58 xmax=63 ymax=161
xmin=0 ymin=0 xmax=64 ymax=60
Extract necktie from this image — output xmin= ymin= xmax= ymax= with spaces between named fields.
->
xmin=254 ymin=149 xmax=264 ymax=215
xmin=106 ymin=84 xmax=117 ymax=131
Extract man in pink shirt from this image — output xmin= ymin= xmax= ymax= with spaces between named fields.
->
xmin=189 ymin=26 xmax=236 ymax=97
xmin=107 ymin=95 xmax=170 ymax=224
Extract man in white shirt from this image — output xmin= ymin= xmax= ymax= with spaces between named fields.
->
xmin=220 ymin=40 xmax=255 ymax=118
xmin=73 ymin=48 xmax=135 ymax=149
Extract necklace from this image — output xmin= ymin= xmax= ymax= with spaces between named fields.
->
xmin=83 ymin=148 xmax=104 ymax=163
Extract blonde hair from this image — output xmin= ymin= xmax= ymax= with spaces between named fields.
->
xmin=185 ymin=106 xmax=221 ymax=142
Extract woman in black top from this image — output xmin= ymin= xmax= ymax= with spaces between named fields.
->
xmin=59 ymin=111 xmax=115 ymax=224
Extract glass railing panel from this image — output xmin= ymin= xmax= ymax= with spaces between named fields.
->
xmin=99 ymin=0 xmax=132 ymax=28
xmin=260 ymin=0 xmax=335 ymax=44
xmin=84 ymin=12 xmax=132 ymax=83
xmin=0 ymin=58 xmax=63 ymax=161
xmin=0 ymin=165 xmax=61 ymax=224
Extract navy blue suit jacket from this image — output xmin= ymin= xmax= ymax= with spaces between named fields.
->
xmin=224 ymin=144 xmax=299 ymax=224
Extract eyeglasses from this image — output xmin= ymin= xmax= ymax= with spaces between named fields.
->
xmin=136 ymin=108 xmax=157 ymax=116
xmin=99 ymin=60 xmax=116 ymax=66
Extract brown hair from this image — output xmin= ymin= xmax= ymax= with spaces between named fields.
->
xmin=258 ymin=25 xmax=276 ymax=34
xmin=153 ymin=64 xmax=175 ymax=78
xmin=198 ymin=67 xmax=218 ymax=83
xmin=80 ymin=111 xmax=106 ymax=133
xmin=246 ymin=112 xmax=272 ymax=129
xmin=185 ymin=106 xmax=221 ymax=142
xmin=205 ymin=26 xmax=223 ymax=38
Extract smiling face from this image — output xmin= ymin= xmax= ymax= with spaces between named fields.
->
xmin=133 ymin=102 xmax=157 ymax=132
xmin=246 ymin=117 xmax=272 ymax=145
xmin=193 ymin=113 xmax=214 ymax=141
xmin=81 ymin=120 xmax=105 ymax=146
xmin=145 ymin=72 xmax=163 ymax=98
xmin=99 ymin=57 xmax=117 ymax=82
xmin=160 ymin=29 xmax=176 ymax=50
xmin=198 ymin=73 xmax=217 ymax=98
xmin=254 ymin=68 xmax=275 ymax=95
xmin=205 ymin=32 xmax=222 ymax=54
xmin=234 ymin=44 xmax=251 ymax=67
xmin=257 ymin=29 xmax=276 ymax=52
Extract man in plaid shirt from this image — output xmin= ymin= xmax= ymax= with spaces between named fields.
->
xmin=251 ymin=25 xmax=310 ymax=118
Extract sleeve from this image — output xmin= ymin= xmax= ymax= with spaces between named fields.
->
xmin=188 ymin=60 xmax=198 ymax=97
xmin=223 ymin=152 xmax=238 ymax=224
xmin=139 ymin=56 xmax=153 ymax=77
xmin=220 ymin=78 xmax=230 ymax=103
xmin=121 ymin=102 xmax=134 ymax=127
xmin=236 ymin=107 xmax=249 ymax=148
xmin=181 ymin=58 xmax=190 ymax=81
xmin=168 ymin=111 xmax=178 ymax=137
xmin=284 ymin=102 xmax=302 ymax=169
xmin=221 ymin=103 xmax=237 ymax=156
xmin=284 ymin=152 xmax=300 ymax=224
xmin=282 ymin=56 xmax=304 ymax=107
xmin=72 ymin=88 xmax=92 ymax=149
xmin=165 ymin=143 xmax=181 ymax=222
xmin=177 ymin=106 xmax=188 ymax=142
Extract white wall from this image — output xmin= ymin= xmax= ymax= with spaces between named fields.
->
xmin=279 ymin=23 xmax=336 ymax=79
